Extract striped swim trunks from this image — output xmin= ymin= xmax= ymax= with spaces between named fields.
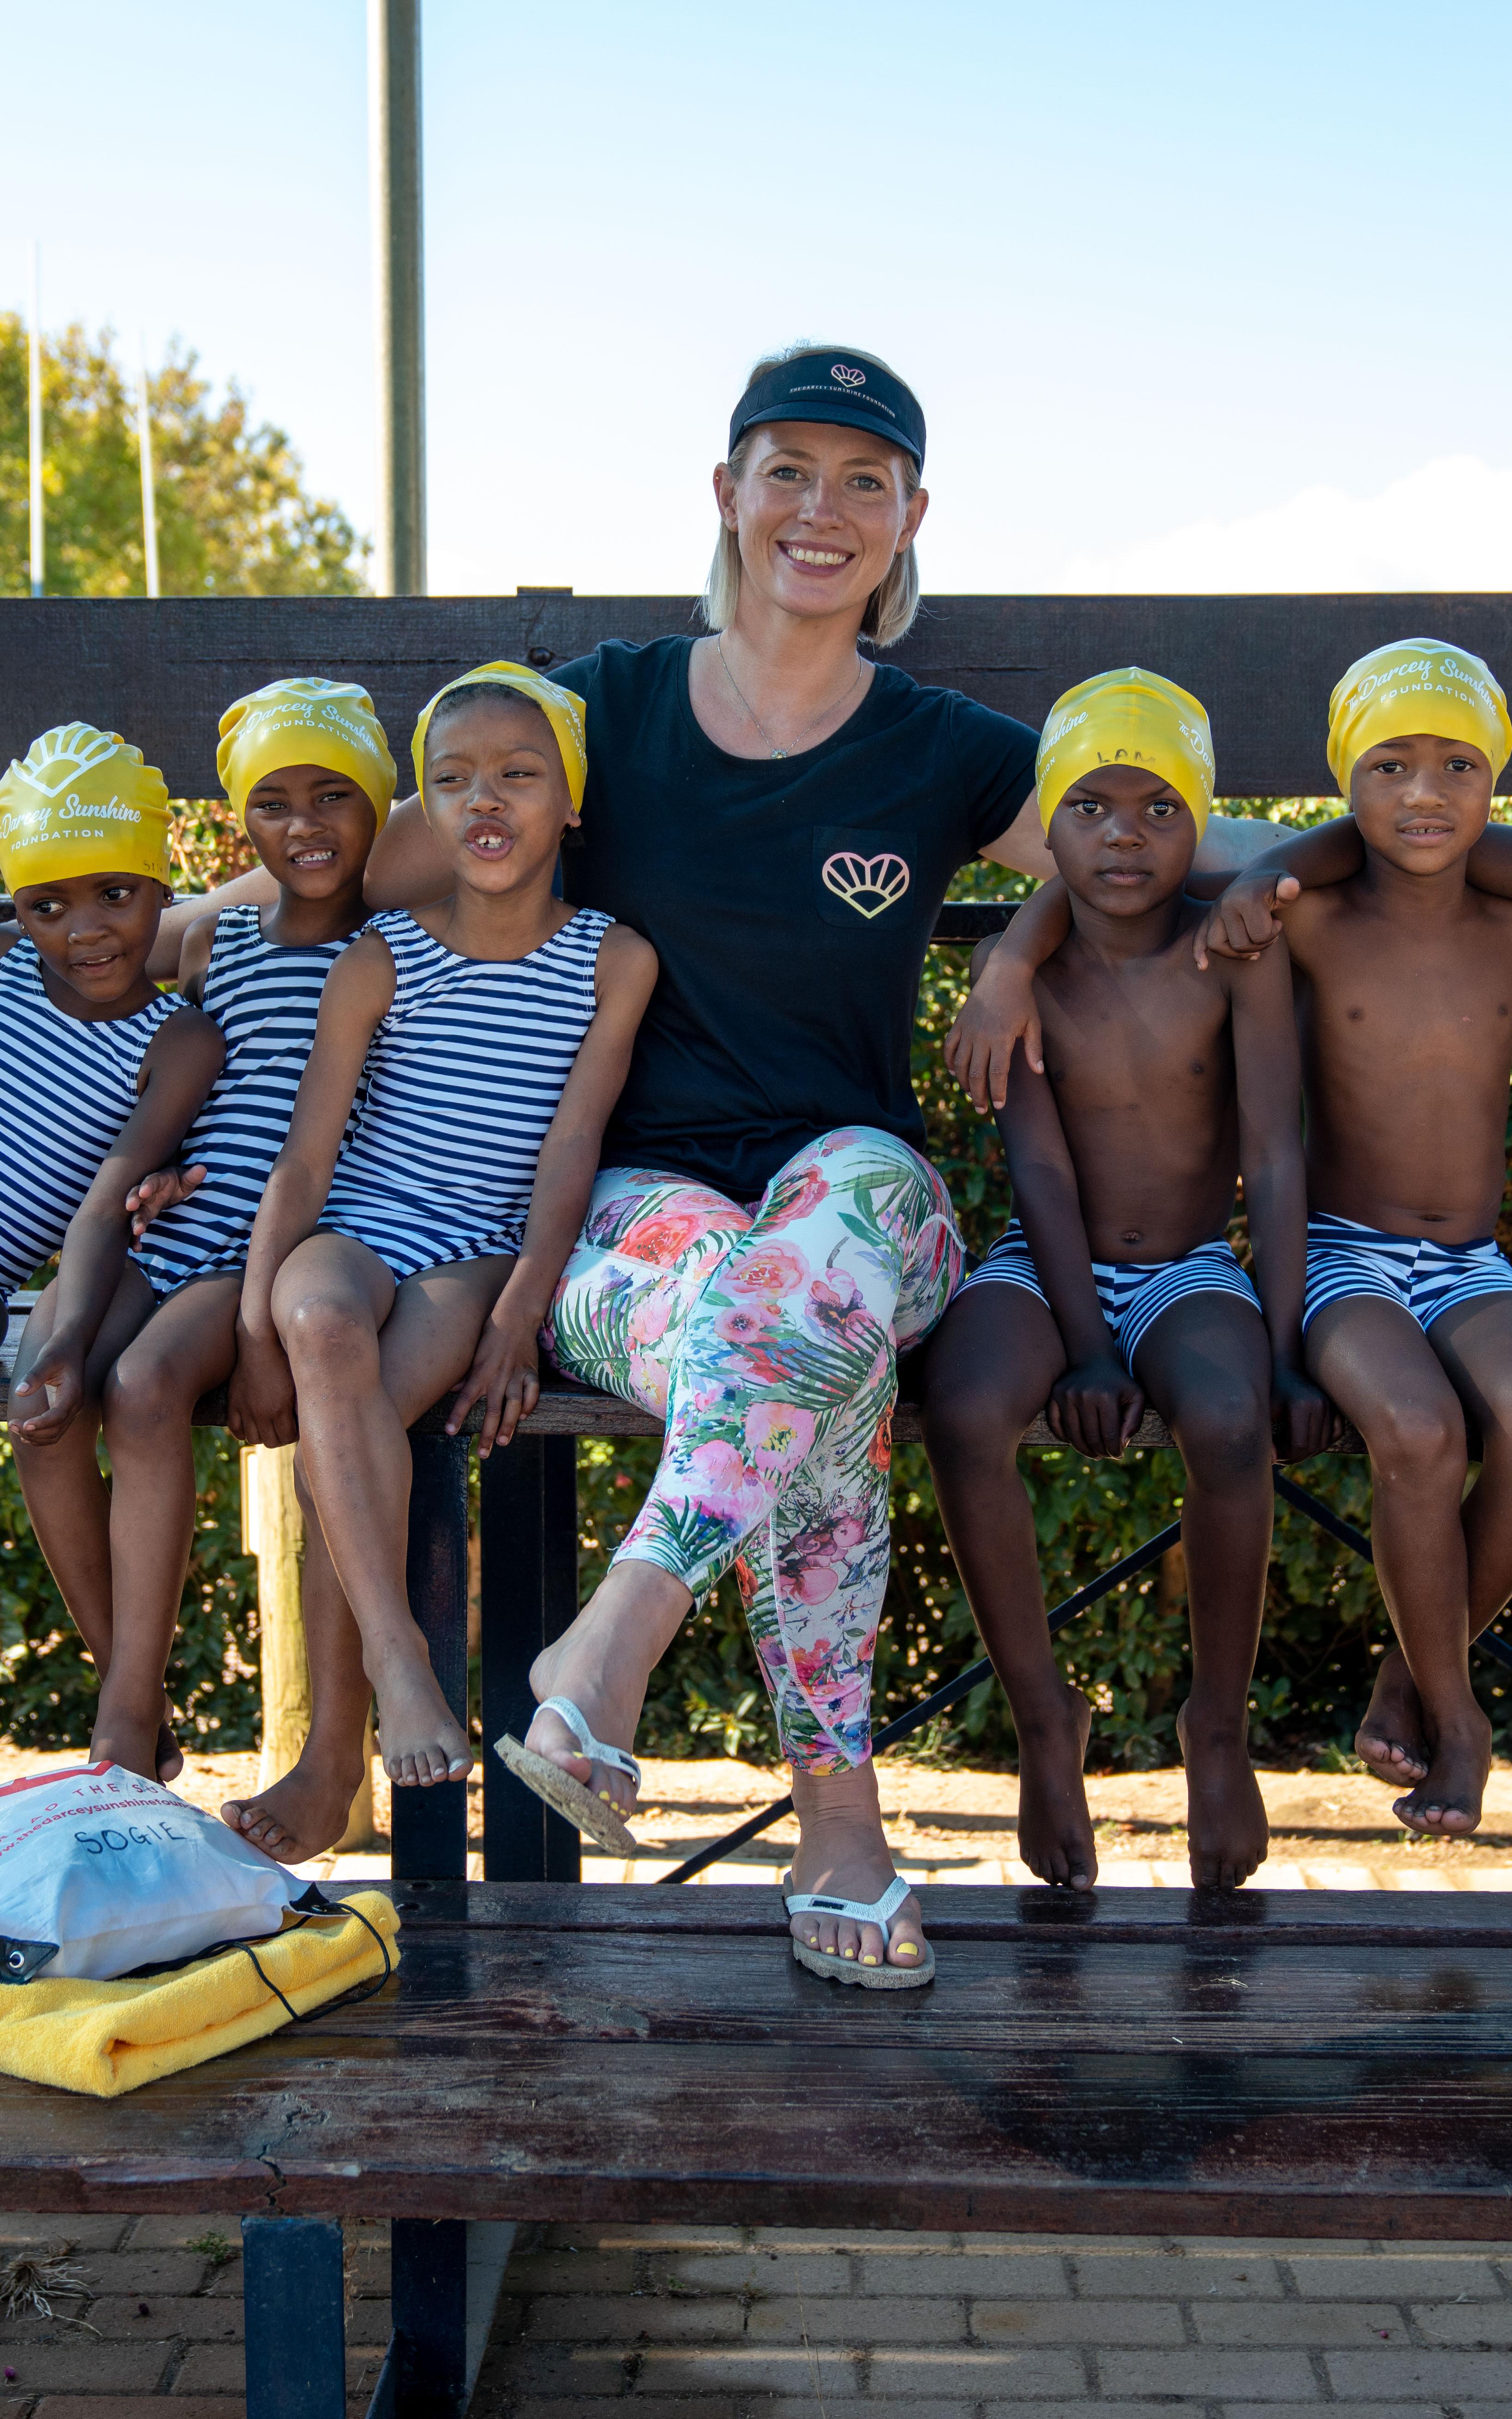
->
xmin=961 ymin=1218 xmax=1261 ymax=1371
xmin=1303 ymin=1211 xmax=1512 ymax=1335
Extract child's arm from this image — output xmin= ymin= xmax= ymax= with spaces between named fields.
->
xmin=145 ymin=870 xmax=277 ymax=982
xmin=994 ymin=1043 xmax=1145 ymax=1459
xmin=446 ymin=925 xmax=660 ymax=1455
xmin=1224 ymin=936 xmax=1337 ymax=1460
xmin=123 ymin=913 xmax=221 ymax=1236
xmin=362 ymin=793 xmax=453 ymax=912
xmin=1196 ymin=817 xmax=1512 ymax=969
xmin=6 ymin=1009 xmax=225 ymax=1444
xmin=233 ymin=934 xmax=397 ymax=1447
xmin=945 ymin=880 xmax=1071 ymax=1109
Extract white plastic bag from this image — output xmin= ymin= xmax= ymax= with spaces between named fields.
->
xmin=0 ymin=1762 xmax=295 ymax=1982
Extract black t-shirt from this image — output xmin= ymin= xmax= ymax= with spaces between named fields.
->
xmin=556 ymin=635 xmax=1036 ymax=1202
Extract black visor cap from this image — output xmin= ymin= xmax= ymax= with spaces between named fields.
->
xmin=728 ymin=352 xmax=925 ymax=472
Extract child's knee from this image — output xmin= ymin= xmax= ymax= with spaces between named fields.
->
xmin=279 ymin=1287 xmax=375 ymax=1370
xmin=1175 ymin=1383 xmax=1272 ymax=1486
xmin=103 ymin=1341 xmax=188 ymax=1430
xmin=1365 ymin=1392 xmax=1466 ymax=1476
xmin=924 ymin=1378 xmax=1032 ymax=1470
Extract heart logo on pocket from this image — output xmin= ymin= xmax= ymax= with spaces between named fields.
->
xmin=821 ymin=850 xmax=911 ymax=920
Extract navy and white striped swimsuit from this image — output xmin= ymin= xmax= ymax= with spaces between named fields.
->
xmin=0 ymin=937 xmax=178 ymax=1314
xmin=1303 ymin=1210 xmax=1512 ymax=1334
xmin=320 ymin=907 xmax=612 ymax=1281
xmin=134 ymin=905 xmax=360 ymax=1300
xmin=964 ymin=1216 xmax=1261 ymax=1371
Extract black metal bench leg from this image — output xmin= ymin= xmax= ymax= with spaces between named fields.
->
xmin=390 ymin=2218 xmax=468 ymax=2419
xmin=479 ymin=1434 xmax=581 ymax=1881
xmin=241 ymin=2216 xmax=346 ymax=2419
xmin=392 ymin=1432 xmax=471 ymax=1882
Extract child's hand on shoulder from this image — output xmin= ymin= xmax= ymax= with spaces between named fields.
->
xmin=1270 ymin=1363 xmax=1340 ymax=1463
xmin=7 ymin=1335 xmax=87 ymax=1444
xmin=1047 ymin=1351 xmax=1144 ymax=1459
xmin=446 ymin=1282 xmax=543 ymax=1458
xmin=127 ymin=1162 xmax=208 ymax=1243
xmin=1192 ymin=871 xmax=1301 ymax=970
xmin=227 ymin=1325 xmax=298 ymax=1448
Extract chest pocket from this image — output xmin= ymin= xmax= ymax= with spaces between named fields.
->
xmin=812 ymin=826 xmax=917 ymax=931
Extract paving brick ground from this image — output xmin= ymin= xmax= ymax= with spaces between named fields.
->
xmin=6 ymin=2213 xmax=1512 ymax=2412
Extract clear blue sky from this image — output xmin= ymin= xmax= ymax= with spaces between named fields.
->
xmin=4 ymin=0 xmax=1509 ymax=595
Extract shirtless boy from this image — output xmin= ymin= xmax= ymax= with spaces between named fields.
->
xmin=925 ymin=668 xmax=1332 ymax=1890
xmin=1190 ymin=638 xmax=1512 ymax=1836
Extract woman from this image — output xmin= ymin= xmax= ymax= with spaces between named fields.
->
xmin=357 ymin=344 xmax=1042 ymax=1984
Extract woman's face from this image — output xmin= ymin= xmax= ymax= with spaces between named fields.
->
xmin=715 ymin=422 xmax=927 ymax=625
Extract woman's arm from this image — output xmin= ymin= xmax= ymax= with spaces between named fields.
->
xmin=1225 ymin=937 xmax=1337 ymax=1460
xmin=6 ymin=1009 xmax=225 ymax=1443
xmin=995 ymin=1043 xmax=1143 ymax=1458
xmin=447 ymin=925 xmax=659 ymax=1454
xmin=362 ymin=792 xmax=452 ymax=911
xmin=233 ymin=935 xmax=396 ymax=1445
xmin=146 ymin=870 xmax=277 ymax=982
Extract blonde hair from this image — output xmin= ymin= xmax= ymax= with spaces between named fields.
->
xmin=702 ymin=343 xmax=923 ymax=650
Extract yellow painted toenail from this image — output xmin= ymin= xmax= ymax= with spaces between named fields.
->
xmin=842 ymin=1947 xmax=856 ymax=1958
xmin=598 ymin=1790 xmax=611 ymax=1801
xmin=895 ymin=1942 xmax=919 ymax=1957
xmin=861 ymin=1955 xmax=878 ymax=1966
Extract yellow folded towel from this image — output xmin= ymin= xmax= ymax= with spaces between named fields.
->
xmin=0 ymin=1891 xmax=400 ymax=2097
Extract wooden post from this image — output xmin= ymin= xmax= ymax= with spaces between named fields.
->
xmin=241 ymin=1444 xmax=375 ymax=1851
xmin=367 ymin=0 xmax=426 ymax=597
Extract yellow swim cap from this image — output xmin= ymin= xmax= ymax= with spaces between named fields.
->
xmin=411 ymin=661 xmax=588 ymax=814
xmin=217 ymin=678 xmax=397 ymax=830
xmin=1327 ymin=637 xmax=1512 ymax=797
xmin=1036 ymin=667 xmax=1214 ymax=836
xmin=0 ymin=724 xmax=173 ymax=895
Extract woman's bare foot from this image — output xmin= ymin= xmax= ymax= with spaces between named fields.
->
xmin=221 ymin=1750 xmax=367 ymax=1863
xmin=1393 ymin=1706 xmax=1491 ymax=1837
xmin=1177 ymin=1701 xmax=1270 ymax=1889
xmin=1356 ymin=1646 xmax=1430 ymax=1786
xmin=371 ymin=1643 xmax=472 ymax=1787
xmin=1013 ymin=1682 xmax=1096 ymax=1890
xmin=521 ymin=1563 xmax=694 ymax=1819
xmin=787 ymin=1761 xmax=926 ymax=1971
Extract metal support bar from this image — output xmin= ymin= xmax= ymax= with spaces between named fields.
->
xmin=392 ymin=1432 xmax=470 ymax=1880
xmin=391 ymin=2219 xmax=467 ymax=2419
xmin=367 ymin=0 xmax=426 ymax=595
xmin=479 ymin=1436 xmax=580 ymax=1880
xmin=242 ymin=2216 xmax=346 ymax=2419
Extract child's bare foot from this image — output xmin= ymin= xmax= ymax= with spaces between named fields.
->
xmin=1393 ymin=1707 xmax=1491 ymax=1837
xmin=91 ymin=1700 xmax=165 ymax=1783
xmin=371 ymin=1645 xmax=472 ymax=1787
xmin=787 ymin=1762 xmax=927 ymax=1972
xmin=221 ymin=1752 xmax=367 ymax=1863
xmin=1177 ymin=1701 xmax=1269 ymax=1890
xmin=155 ymin=1719 xmax=184 ymax=1785
xmin=1355 ymin=1646 xmax=1430 ymax=1786
xmin=1014 ymin=1682 xmax=1097 ymax=1889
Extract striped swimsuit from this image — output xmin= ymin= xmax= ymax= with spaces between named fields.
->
xmin=963 ymin=1216 xmax=1262 ymax=1371
xmin=0 ymin=937 xmax=178 ymax=1315
xmin=1303 ymin=1210 xmax=1512 ymax=1334
xmin=320 ymin=907 xmax=612 ymax=1281
xmin=134 ymin=906 xmax=359 ymax=1301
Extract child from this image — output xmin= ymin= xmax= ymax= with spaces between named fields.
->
xmin=1 ymin=725 xmax=224 ymax=1776
xmin=1187 ymin=638 xmax=1512 ymax=1835
xmin=924 ymin=668 xmax=1332 ymax=1891
xmin=12 ymin=680 xmax=394 ymax=1807
xmin=237 ymin=662 xmax=658 ymax=1788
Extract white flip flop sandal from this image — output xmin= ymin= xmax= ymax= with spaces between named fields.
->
xmin=784 ymin=1872 xmax=935 ymax=1990
xmin=494 ymin=1696 xmax=642 ymax=1857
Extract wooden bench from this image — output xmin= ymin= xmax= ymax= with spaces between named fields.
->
xmin=6 ymin=593 xmax=1512 ymax=2419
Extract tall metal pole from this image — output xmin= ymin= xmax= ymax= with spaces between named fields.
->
xmin=367 ymin=0 xmax=426 ymax=596
xmin=28 ymin=243 xmax=43 ymax=598
xmin=135 ymin=337 xmax=160 ymax=599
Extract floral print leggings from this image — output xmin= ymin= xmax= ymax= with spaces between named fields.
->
xmin=543 ymin=1128 xmax=963 ymax=1774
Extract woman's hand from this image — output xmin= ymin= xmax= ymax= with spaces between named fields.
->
xmin=1047 ymin=1352 xmax=1144 ymax=1459
xmin=446 ymin=1289 xmax=544 ymax=1458
xmin=944 ymin=954 xmax=1044 ymax=1111
xmin=1192 ymin=872 xmax=1301 ymax=970
xmin=226 ymin=1327 xmax=299 ymax=1448
xmin=1271 ymin=1363 xmax=1341 ymax=1463
xmin=7 ymin=1334 xmax=88 ymax=1444
xmin=126 ymin=1162 xmax=208 ymax=1243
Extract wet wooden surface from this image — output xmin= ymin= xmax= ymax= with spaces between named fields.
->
xmin=3 ymin=1884 xmax=1510 ymax=2239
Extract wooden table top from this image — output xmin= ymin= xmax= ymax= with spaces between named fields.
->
xmin=3 ymin=1883 xmax=1508 ymax=2239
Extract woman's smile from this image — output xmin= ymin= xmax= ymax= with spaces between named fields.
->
xmin=779 ymin=541 xmax=853 ymax=570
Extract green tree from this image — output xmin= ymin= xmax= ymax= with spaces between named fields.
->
xmin=0 ymin=314 xmax=367 ymax=597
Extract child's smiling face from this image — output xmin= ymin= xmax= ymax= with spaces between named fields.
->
xmin=243 ymin=764 xmax=377 ymax=894
xmin=422 ymin=695 xmax=578 ymax=894
xmin=1048 ymin=764 xmax=1198 ymax=917
xmin=1350 ymin=733 xmax=1494 ymax=874
xmin=12 ymin=870 xmax=170 ymax=1010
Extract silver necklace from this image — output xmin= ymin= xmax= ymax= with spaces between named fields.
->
xmin=716 ymin=635 xmax=865 ymax=760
